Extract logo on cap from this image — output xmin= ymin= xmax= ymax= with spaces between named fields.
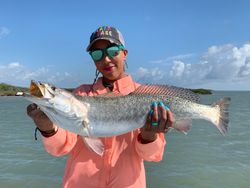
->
xmin=91 ymin=26 xmax=113 ymax=41
xmin=87 ymin=26 xmax=125 ymax=51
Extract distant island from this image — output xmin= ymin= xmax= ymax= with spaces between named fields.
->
xmin=0 ymin=83 xmax=212 ymax=96
xmin=0 ymin=83 xmax=28 ymax=96
xmin=190 ymin=88 xmax=212 ymax=95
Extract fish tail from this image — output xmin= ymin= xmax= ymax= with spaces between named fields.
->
xmin=210 ymin=97 xmax=231 ymax=135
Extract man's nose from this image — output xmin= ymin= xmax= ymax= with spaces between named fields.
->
xmin=103 ymin=55 xmax=112 ymax=64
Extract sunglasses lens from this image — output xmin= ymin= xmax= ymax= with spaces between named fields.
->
xmin=90 ymin=45 xmax=123 ymax=62
xmin=90 ymin=50 xmax=103 ymax=61
xmin=107 ymin=46 xmax=120 ymax=58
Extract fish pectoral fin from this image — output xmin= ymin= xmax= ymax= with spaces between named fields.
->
xmin=82 ymin=137 xmax=104 ymax=156
xmin=173 ymin=119 xmax=193 ymax=135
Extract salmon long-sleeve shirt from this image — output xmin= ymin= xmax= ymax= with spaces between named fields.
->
xmin=42 ymin=75 xmax=166 ymax=188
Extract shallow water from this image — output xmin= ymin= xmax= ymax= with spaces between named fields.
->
xmin=146 ymin=91 xmax=250 ymax=188
xmin=0 ymin=91 xmax=249 ymax=188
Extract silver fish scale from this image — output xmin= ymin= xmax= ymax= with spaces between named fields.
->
xmin=76 ymin=84 xmax=200 ymax=123
xmin=75 ymin=86 xmax=206 ymax=137
xmin=80 ymin=93 xmax=192 ymax=123
xmin=133 ymin=84 xmax=200 ymax=103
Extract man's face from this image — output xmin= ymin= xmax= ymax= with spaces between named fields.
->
xmin=90 ymin=40 xmax=128 ymax=82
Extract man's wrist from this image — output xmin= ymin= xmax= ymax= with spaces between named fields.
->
xmin=138 ymin=132 xmax=157 ymax=144
xmin=37 ymin=126 xmax=58 ymax=137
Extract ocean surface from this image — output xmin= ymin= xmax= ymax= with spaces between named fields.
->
xmin=0 ymin=91 xmax=249 ymax=188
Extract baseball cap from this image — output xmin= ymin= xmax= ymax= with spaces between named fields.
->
xmin=86 ymin=26 xmax=125 ymax=51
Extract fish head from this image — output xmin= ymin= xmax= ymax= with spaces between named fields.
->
xmin=26 ymin=80 xmax=64 ymax=108
xmin=24 ymin=80 xmax=91 ymax=136
xmin=30 ymin=80 xmax=55 ymax=99
xmin=24 ymin=80 xmax=55 ymax=108
xmin=27 ymin=80 xmax=88 ymax=116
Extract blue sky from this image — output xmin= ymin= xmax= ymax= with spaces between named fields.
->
xmin=1 ymin=0 xmax=250 ymax=90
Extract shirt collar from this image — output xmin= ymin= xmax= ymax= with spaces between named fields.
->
xmin=93 ymin=75 xmax=136 ymax=95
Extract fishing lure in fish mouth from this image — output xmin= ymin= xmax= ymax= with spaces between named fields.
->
xmin=24 ymin=80 xmax=231 ymax=156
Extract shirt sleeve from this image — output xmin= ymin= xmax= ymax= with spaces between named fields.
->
xmin=42 ymin=127 xmax=78 ymax=157
xmin=135 ymin=132 xmax=166 ymax=162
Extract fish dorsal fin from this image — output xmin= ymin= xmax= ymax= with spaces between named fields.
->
xmin=132 ymin=84 xmax=200 ymax=102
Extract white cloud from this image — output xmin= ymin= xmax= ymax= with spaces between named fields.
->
xmin=169 ymin=60 xmax=185 ymax=77
xmin=134 ymin=43 xmax=250 ymax=90
xmin=150 ymin=53 xmax=195 ymax=64
xmin=136 ymin=67 xmax=165 ymax=83
xmin=239 ymin=61 xmax=250 ymax=77
xmin=0 ymin=62 xmax=72 ymax=87
xmin=0 ymin=27 xmax=10 ymax=39
xmin=8 ymin=62 xmax=21 ymax=68
xmin=2 ymin=43 xmax=250 ymax=90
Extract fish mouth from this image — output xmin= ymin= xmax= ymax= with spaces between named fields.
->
xmin=29 ymin=80 xmax=55 ymax=98
xmin=30 ymin=80 xmax=45 ymax=98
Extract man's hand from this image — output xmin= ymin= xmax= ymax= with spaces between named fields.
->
xmin=27 ymin=103 xmax=56 ymax=131
xmin=140 ymin=102 xmax=174 ymax=143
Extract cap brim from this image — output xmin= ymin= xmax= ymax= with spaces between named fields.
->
xmin=86 ymin=37 xmax=121 ymax=51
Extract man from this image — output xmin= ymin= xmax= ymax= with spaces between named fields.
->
xmin=27 ymin=26 xmax=174 ymax=188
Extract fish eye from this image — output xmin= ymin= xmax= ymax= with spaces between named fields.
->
xmin=46 ymin=83 xmax=56 ymax=91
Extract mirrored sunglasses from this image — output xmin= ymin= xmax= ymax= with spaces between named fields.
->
xmin=89 ymin=44 xmax=125 ymax=62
